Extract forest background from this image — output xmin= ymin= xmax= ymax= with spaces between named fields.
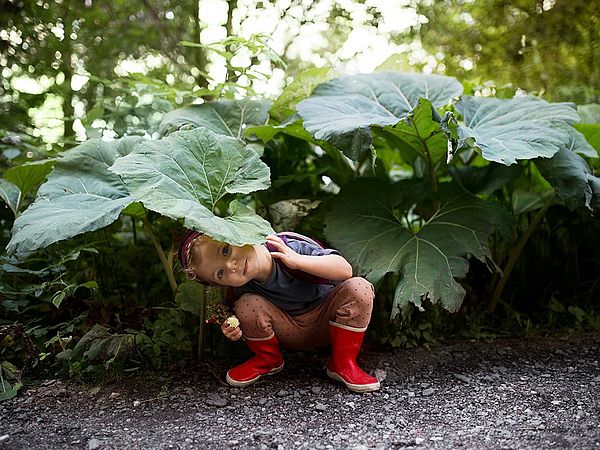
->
xmin=1 ymin=0 xmax=599 ymax=400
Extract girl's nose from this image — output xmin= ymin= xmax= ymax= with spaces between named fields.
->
xmin=226 ymin=259 xmax=238 ymax=272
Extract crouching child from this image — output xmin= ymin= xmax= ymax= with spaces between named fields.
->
xmin=178 ymin=230 xmax=380 ymax=393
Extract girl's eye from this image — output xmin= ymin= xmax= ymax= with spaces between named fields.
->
xmin=217 ymin=269 xmax=224 ymax=279
xmin=222 ymin=245 xmax=230 ymax=257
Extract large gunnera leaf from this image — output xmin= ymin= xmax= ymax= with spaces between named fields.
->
xmin=535 ymin=147 xmax=600 ymax=212
xmin=110 ymin=128 xmax=273 ymax=245
xmin=0 ymin=179 xmax=20 ymax=216
xmin=296 ymin=72 xmax=463 ymax=160
xmin=158 ymin=99 xmax=271 ymax=138
xmin=7 ymin=138 xmax=142 ymax=257
xmin=324 ymin=179 xmax=513 ymax=317
xmin=454 ymin=96 xmax=581 ymax=165
xmin=573 ymin=104 xmax=600 ymax=156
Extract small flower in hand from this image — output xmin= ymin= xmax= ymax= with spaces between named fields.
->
xmin=226 ymin=316 xmax=240 ymax=328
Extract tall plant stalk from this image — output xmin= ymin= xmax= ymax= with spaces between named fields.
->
xmin=142 ymin=215 xmax=178 ymax=297
xmin=488 ymin=196 xmax=554 ymax=312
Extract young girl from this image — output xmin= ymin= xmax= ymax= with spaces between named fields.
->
xmin=178 ymin=230 xmax=380 ymax=393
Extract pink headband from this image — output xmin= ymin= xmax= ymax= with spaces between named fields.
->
xmin=177 ymin=229 xmax=202 ymax=270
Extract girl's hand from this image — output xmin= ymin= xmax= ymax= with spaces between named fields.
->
xmin=267 ymin=235 xmax=301 ymax=269
xmin=221 ymin=318 xmax=242 ymax=341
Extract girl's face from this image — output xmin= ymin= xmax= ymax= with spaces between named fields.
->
xmin=190 ymin=236 xmax=271 ymax=287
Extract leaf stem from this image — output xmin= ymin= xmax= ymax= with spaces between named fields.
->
xmin=413 ymin=122 xmax=437 ymax=193
xmin=488 ymin=196 xmax=554 ymax=312
xmin=197 ymin=285 xmax=208 ymax=361
xmin=142 ymin=214 xmax=178 ymax=297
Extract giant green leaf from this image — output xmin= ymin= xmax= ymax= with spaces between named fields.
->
xmin=573 ymin=104 xmax=600 ymax=156
xmin=3 ymin=159 xmax=55 ymax=213
xmin=324 ymin=179 xmax=513 ymax=317
xmin=383 ymin=98 xmax=452 ymax=165
xmin=0 ymin=179 xmax=19 ymax=216
xmin=110 ymin=128 xmax=273 ymax=245
xmin=574 ymin=124 xmax=600 ymax=156
xmin=296 ymin=72 xmax=463 ymax=160
xmin=6 ymin=137 xmax=142 ymax=257
xmin=535 ymin=147 xmax=600 ymax=212
xmin=269 ymin=67 xmax=332 ymax=122
xmin=158 ymin=99 xmax=271 ymax=138
xmin=454 ymin=96 xmax=580 ymax=165
xmin=566 ymin=127 xmax=598 ymax=158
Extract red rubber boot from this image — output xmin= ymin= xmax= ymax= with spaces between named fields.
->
xmin=226 ymin=334 xmax=284 ymax=387
xmin=327 ymin=321 xmax=380 ymax=393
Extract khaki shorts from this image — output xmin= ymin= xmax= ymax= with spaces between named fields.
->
xmin=233 ymin=277 xmax=375 ymax=350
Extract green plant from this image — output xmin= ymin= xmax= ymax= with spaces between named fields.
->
xmin=2 ymin=68 xmax=600 ymax=393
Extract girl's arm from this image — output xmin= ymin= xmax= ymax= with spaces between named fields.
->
xmin=266 ymin=235 xmax=353 ymax=281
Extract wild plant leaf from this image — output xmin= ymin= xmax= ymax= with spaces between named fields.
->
xmin=449 ymin=164 xmax=523 ymax=196
xmin=110 ymin=128 xmax=273 ymax=245
xmin=573 ymin=105 xmax=600 ymax=155
xmin=270 ymin=67 xmax=332 ymax=122
xmin=324 ymin=179 xmax=513 ymax=317
xmin=263 ymin=199 xmax=321 ymax=232
xmin=296 ymin=72 xmax=463 ymax=160
xmin=454 ymin=96 xmax=580 ymax=165
xmin=0 ymin=179 xmax=19 ymax=216
xmin=573 ymin=124 xmax=600 ymax=156
xmin=535 ymin=147 xmax=600 ymax=212
xmin=7 ymin=137 xmax=142 ymax=257
xmin=383 ymin=98 xmax=451 ymax=164
xmin=566 ymin=127 xmax=598 ymax=158
xmin=176 ymin=281 xmax=206 ymax=317
xmin=158 ymin=99 xmax=271 ymax=138
xmin=4 ymin=159 xmax=55 ymax=210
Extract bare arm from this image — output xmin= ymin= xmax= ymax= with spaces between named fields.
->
xmin=266 ymin=235 xmax=353 ymax=281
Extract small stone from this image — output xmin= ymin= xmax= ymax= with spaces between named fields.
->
xmin=133 ymin=400 xmax=141 ymax=407
xmin=415 ymin=437 xmax=424 ymax=444
xmin=422 ymin=388 xmax=434 ymax=396
xmin=108 ymin=392 xmax=120 ymax=400
xmin=206 ymin=393 xmax=228 ymax=407
xmin=277 ymin=389 xmax=289 ymax=397
xmin=315 ymin=402 xmax=327 ymax=412
xmin=374 ymin=369 xmax=387 ymax=382
xmin=454 ymin=373 xmax=471 ymax=383
xmin=0 ymin=435 xmax=9 ymax=442
xmin=311 ymin=386 xmax=322 ymax=395
xmin=88 ymin=438 xmax=101 ymax=450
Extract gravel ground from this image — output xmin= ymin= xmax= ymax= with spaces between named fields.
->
xmin=1 ymin=333 xmax=599 ymax=450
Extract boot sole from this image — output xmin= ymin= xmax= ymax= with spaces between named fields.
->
xmin=326 ymin=369 xmax=380 ymax=393
xmin=226 ymin=363 xmax=284 ymax=387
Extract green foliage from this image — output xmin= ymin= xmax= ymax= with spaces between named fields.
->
xmin=325 ymin=179 xmax=513 ymax=316
xmin=415 ymin=0 xmax=600 ymax=104
xmin=158 ymin=99 xmax=271 ymax=138
xmin=296 ymin=72 xmax=463 ymax=160
xmin=110 ymin=128 xmax=273 ymax=245
xmin=1 ymin=7 xmax=600 ymax=391
xmin=453 ymin=96 xmax=581 ymax=164
xmin=7 ymin=138 xmax=142 ymax=257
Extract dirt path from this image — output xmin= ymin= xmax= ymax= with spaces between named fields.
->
xmin=2 ymin=333 xmax=599 ymax=449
